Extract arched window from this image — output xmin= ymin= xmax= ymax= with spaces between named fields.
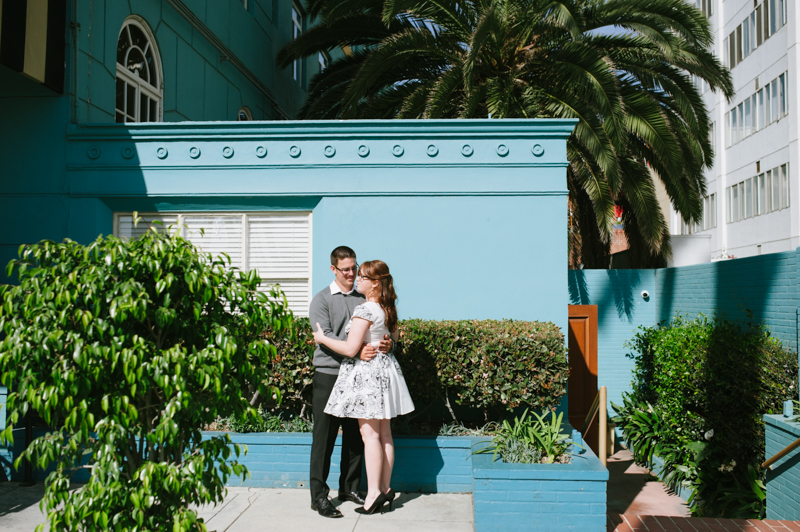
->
xmin=115 ymin=18 xmax=162 ymax=123
xmin=238 ymin=107 xmax=253 ymax=121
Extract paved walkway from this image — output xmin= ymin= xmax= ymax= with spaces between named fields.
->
xmin=2 ymin=450 xmax=798 ymax=532
xmin=0 ymin=483 xmax=473 ymax=531
xmin=605 ymin=450 xmax=800 ymax=532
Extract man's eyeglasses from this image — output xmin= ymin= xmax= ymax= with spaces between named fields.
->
xmin=334 ymin=264 xmax=359 ymax=275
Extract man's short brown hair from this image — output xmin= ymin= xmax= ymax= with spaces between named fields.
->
xmin=330 ymin=246 xmax=356 ymax=266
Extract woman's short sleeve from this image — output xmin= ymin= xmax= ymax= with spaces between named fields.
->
xmin=352 ymin=304 xmax=376 ymax=323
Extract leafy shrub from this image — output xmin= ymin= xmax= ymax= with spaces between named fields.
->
xmin=476 ymin=409 xmax=573 ymax=464
xmin=0 ymin=225 xmax=291 ymax=531
xmin=261 ymin=317 xmax=316 ymax=419
xmin=613 ymin=314 xmax=798 ymax=518
xmin=399 ymin=319 xmax=568 ymax=414
xmin=263 ymin=318 xmax=569 ymax=423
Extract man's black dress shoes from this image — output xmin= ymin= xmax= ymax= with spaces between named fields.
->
xmin=310 ymin=497 xmax=343 ymax=518
xmin=338 ymin=491 xmax=366 ymax=505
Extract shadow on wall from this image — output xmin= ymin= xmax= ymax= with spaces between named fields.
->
xmin=568 ymin=269 xmax=643 ymax=323
xmin=656 ymin=253 xmax=797 ymax=349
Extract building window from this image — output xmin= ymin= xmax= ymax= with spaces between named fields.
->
xmin=318 ymin=52 xmax=329 ymax=73
xmin=695 ymin=0 xmax=712 ymax=17
xmin=725 ymin=71 xmax=788 ymax=147
xmin=682 ymin=193 xmax=716 ymax=234
xmin=728 ymin=163 xmax=789 ymax=223
xmin=238 ymin=107 xmax=253 ymax=121
xmin=292 ymin=5 xmax=303 ymax=83
xmin=114 ymin=212 xmax=313 ymax=316
xmin=115 ymin=18 xmax=162 ymax=123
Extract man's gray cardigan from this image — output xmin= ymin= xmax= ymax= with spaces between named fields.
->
xmin=309 ymin=284 xmax=366 ymax=375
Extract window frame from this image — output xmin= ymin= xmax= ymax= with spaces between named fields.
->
xmin=115 ymin=17 xmax=163 ymax=123
xmin=113 ymin=211 xmax=314 ymax=316
xmin=292 ymin=4 xmax=304 ymax=84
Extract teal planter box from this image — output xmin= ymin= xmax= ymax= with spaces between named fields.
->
xmin=202 ymin=430 xmax=608 ymax=531
xmin=764 ymin=414 xmax=800 ymax=520
xmin=204 ymin=432 xmax=479 ymax=493
xmin=472 ymin=446 xmax=608 ymax=531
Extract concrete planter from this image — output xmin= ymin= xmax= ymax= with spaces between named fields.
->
xmin=764 ymin=414 xmax=800 ymax=520
xmin=204 ymin=430 xmax=608 ymax=531
xmin=472 ymin=447 xmax=608 ymax=531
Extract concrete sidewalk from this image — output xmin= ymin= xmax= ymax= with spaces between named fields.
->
xmin=0 ymin=483 xmax=474 ymax=532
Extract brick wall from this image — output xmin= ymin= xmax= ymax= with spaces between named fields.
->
xmin=764 ymin=415 xmax=800 ymax=520
xmin=655 ymin=250 xmax=798 ymax=350
xmin=570 ymin=248 xmax=800 ymax=415
xmin=219 ymin=433 xmax=477 ymax=493
xmin=472 ymin=451 xmax=608 ymax=531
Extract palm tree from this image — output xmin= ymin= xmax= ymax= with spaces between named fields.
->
xmin=278 ymin=0 xmax=733 ymax=267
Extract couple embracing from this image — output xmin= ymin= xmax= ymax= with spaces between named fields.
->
xmin=308 ymin=246 xmax=415 ymax=517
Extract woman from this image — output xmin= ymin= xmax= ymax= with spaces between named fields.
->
xmin=313 ymin=260 xmax=415 ymax=515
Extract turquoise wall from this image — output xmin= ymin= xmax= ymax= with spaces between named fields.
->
xmin=570 ymin=250 xmax=800 ymax=412
xmin=55 ymin=119 xmax=572 ymax=329
xmin=764 ymin=415 xmax=800 ymax=520
xmin=70 ymin=0 xmax=313 ymax=122
xmin=1 ymin=0 xmax=322 ymax=285
xmin=568 ymin=270 xmax=656 ymax=409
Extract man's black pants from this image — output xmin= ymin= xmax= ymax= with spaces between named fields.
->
xmin=309 ymin=372 xmax=363 ymax=502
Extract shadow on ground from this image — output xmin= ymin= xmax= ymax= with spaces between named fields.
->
xmin=606 ymin=449 xmax=689 ymax=517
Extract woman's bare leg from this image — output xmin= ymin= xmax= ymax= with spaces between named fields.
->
xmin=379 ymin=419 xmax=394 ymax=493
xmin=358 ymin=419 xmax=383 ymax=508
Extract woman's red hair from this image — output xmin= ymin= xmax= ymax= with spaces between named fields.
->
xmin=359 ymin=260 xmax=398 ymax=332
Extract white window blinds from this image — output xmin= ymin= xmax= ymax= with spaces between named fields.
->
xmin=114 ymin=212 xmax=312 ymax=316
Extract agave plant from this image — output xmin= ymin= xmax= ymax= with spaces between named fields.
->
xmin=475 ymin=408 xmax=574 ymax=464
xmin=279 ymin=0 xmax=733 ymax=267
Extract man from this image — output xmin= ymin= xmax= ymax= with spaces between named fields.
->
xmin=308 ymin=246 xmax=393 ymax=518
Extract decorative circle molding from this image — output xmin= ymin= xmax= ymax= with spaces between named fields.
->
xmin=222 ymin=146 xmax=234 ymax=158
xmin=426 ymin=144 xmax=439 ymax=157
xmin=461 ymin=145 xmax=474 ymax=157
xmin=87 ymin=147 xmax=101 ymax=160
xmin=255 ymin=146 xmax=267 ymax=158
xmin=392 ymin=145 xmax=404 ymax=157
xmin=189 ymin=147 xmax=201 ymax=159
xmin=156 ymin=147 xmax=168 ymax=159
xmin=121 ymin=147 xmax=134 ymax=159
xmin=289 ymin=145 xmax=301 ymax=158
xmin=496 ymin=144 xmax=509 ymax=157
xmin=324 ymin=145 xmax=336 ymax=157
xmin=358 ymin=145 xmax=370 ymax=157
xmin=532 ymin=144 xmax=545 ymax=157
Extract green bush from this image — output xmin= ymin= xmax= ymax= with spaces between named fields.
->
xmin=0 ymin=225 xmax=291 ymax=531
xmin=263 ymin=318 xmax=568 ymax=422
xmin=399 ymin=319 xmax=568 ymax=414
xmin=612 ymin=314 xmax=799 ymax=519
xmin=261 ymin=317 xmax=316 ymax=418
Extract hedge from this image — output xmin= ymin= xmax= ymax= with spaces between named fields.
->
xmin=613 ymin=313 xmax=799 ymax=518
xmin=262 ymin=318 xmax=568 ymax=420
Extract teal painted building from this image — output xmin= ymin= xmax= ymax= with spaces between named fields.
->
xmin=1 ymin=0 xmax=324 ymax=286
xmin=0 ymin=1 xmax=577 ymax=479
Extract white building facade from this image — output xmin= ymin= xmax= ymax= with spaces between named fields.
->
xmin=672 ymin=0 xmax=798 ymax=262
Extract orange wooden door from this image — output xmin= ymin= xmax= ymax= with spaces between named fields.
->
xmin=568 ymin=305 xmax=598 ymax=455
